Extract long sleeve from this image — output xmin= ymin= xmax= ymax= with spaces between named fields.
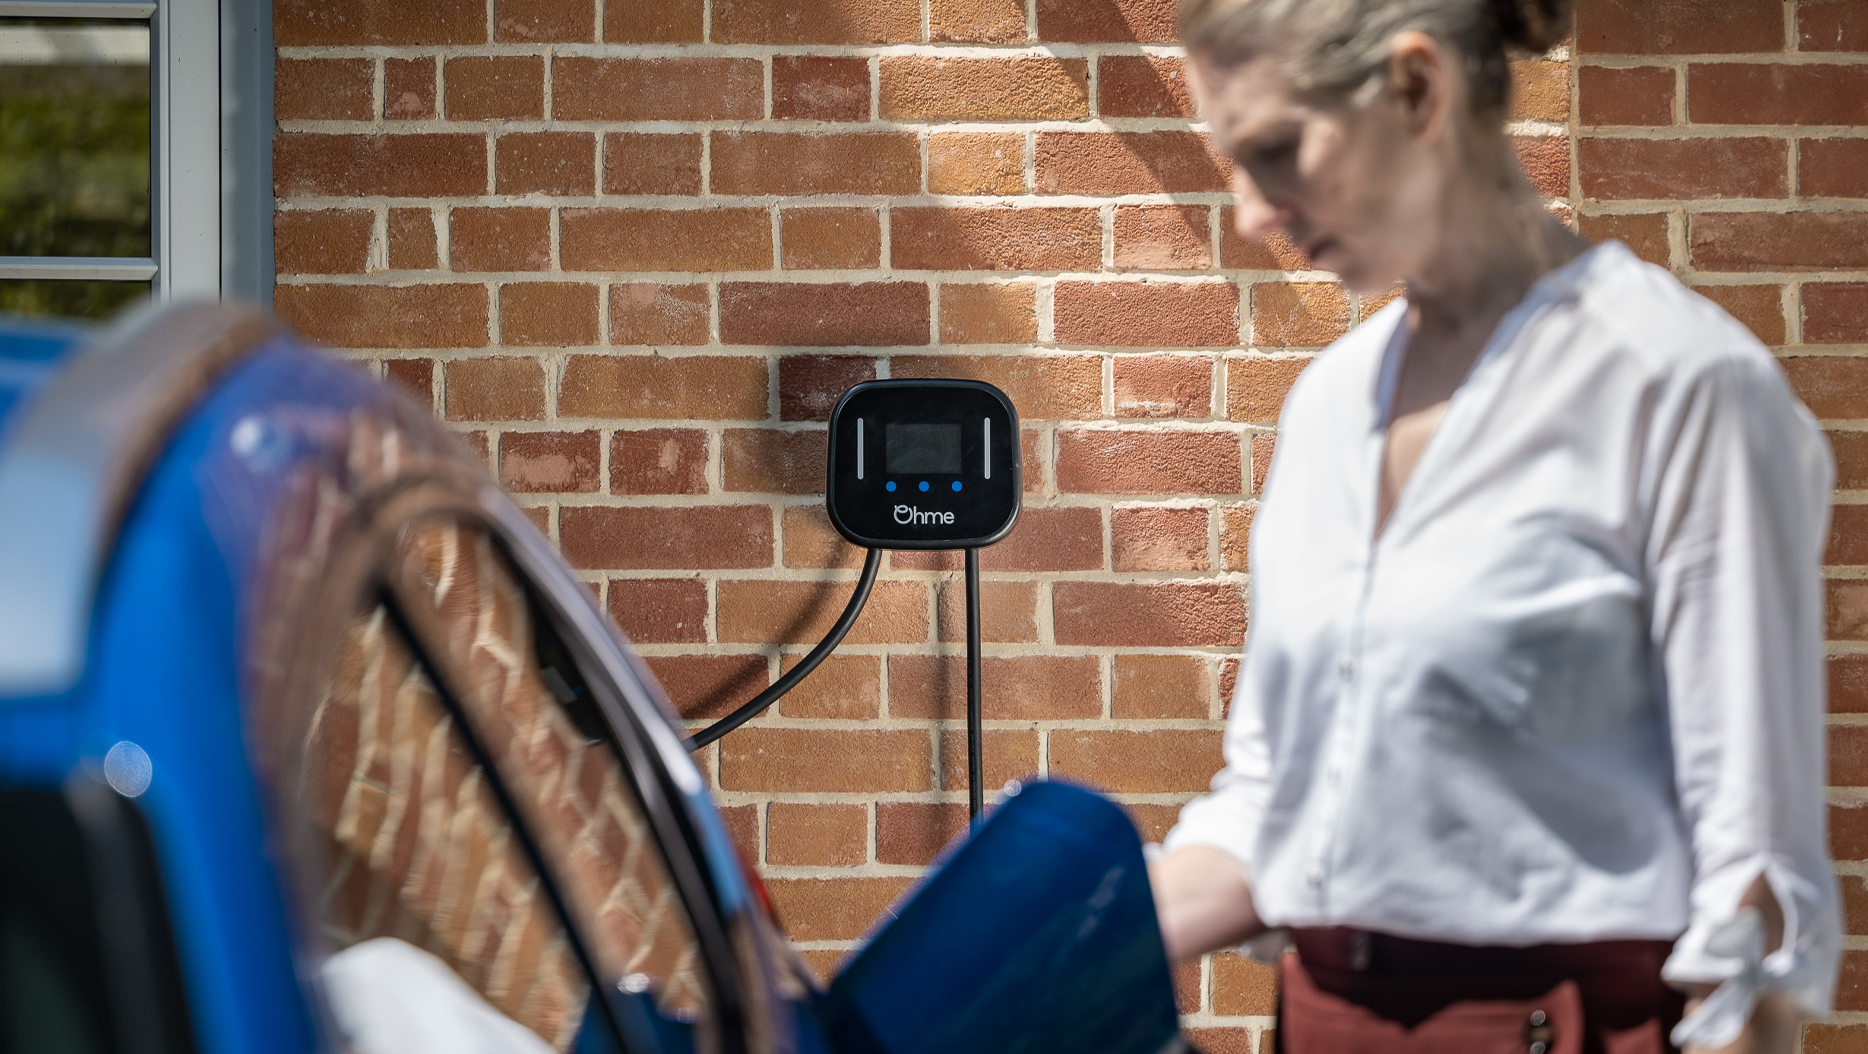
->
xmin=1645 ymin=353 xmax=1841 ymax=1043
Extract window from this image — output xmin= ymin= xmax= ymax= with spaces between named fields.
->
xmin=0 ymin=0 xmax=271 ymax=321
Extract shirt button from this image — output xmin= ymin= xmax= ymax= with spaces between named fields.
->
xmin=1337 ymin=656 xmax=1354 ymax=679
xmin=1305 ymin=867 xmax=1324 ymax=886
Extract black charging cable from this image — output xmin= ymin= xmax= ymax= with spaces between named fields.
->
xmin=688 ymin=548 xmax=882 ymax=750
xmin=964 ymin=548 xmax=983 ymax=825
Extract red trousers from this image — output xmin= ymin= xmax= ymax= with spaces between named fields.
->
xmin=1278 ymin=928 xmax=1685 ymax=1054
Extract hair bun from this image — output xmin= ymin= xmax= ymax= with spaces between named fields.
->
xmin=1486 ymin=0 xmax=1574 ymax=53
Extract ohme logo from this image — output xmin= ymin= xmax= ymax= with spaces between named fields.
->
xmin=894 ymin=504 xmax=955 ymax=526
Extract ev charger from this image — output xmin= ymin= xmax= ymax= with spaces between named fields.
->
xmin=690 ymin=380 xmax=1021 ymax=825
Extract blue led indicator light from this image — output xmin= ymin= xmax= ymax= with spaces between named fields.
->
xmin=885 ymin=480 xmax=896 ymax=492
xmin=952 ymin=481 xmax=963 ymax=492
xmin=919 ymin=480 xmax=930 ymax=492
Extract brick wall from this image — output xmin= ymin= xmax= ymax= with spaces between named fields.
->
xmin=271 ymin=0 xmax=1867 ymax=1048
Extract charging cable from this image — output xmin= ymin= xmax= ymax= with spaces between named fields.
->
xmin=687 ymin=545 xmax=989 ymax=827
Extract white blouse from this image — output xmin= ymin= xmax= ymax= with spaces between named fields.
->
xmin=1165 ymin=241 xmax=1840 ymax=1040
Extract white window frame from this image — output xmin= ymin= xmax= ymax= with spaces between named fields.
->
xmin=0 ymin=0 xmax=273 ymax=306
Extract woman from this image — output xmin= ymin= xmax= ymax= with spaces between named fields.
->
xmin=1151 ymin=1 xmax=1841 ymax=1052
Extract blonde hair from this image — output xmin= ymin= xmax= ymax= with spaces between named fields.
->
xmin=1179 ymin=0 xmax=1572 ymax=118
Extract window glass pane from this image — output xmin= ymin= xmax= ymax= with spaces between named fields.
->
xmin=0 ymin=279 xmax=146 ymax=320
xmin=0 ymin=19 xmax=151 ymax=259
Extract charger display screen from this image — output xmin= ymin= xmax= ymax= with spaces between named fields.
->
xmin=885 ymin=423 xmax=962 ymax=474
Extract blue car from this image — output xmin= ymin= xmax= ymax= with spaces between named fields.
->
xmin=0 ymin=302 xmax=1186 ymax=1054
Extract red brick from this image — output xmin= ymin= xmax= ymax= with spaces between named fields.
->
xmin=1802 ymin=139 xmax=1868 ymax=199
xmin=880 ymin=57 xmax=1089 ymax=121
xmin=607 ymin=578 xmax=707 ymax=644
xmin=501 ymin=283 xmax=598 ymax=347
xmin=496 ymin=132 xmax=594 ymax=196
xmin=275 ymin=134 xmax=486 ymax=198
xmin=387 ymin=209 xmax=436 ymax=270
xmin=930 ymin=0 xmax=1025 ymax=42
xmin=561 ymin=506 xmax=773 ymax=570
xmin=938 ymin=728 xmax=1040 ymax=792
xmin=1845 ymin=724 xmax=1868 ymax=786
xmin=1801 ymin=0 xmax=1868 ymax=51
xmin=1116 ymin=355 xmax=1213 ymax=419
xmin=1225 ymin=356 xmax=1308 ymax=425
xmin=1834 ymin=655 xmax=1868 ymax=713
xmin=1036 ymin=132 xmax=1230 ymax=195
xmin=1832 ymin=581 xmax=1868 ymax=642
xmin=275 ymin=58 xmax=371 ymax=121
xmin=646 ymin=654 xmax=767 ymax=720
xmin=383 ymin=359 xmax=434 ymax=408
xmin=1034 ymin=0 xmax=1175 ymax=42
xmin=784 ymin=504 xmax=867 ymax=571
xmin=712 ymin=0 xmax=920 ymax=44
xmin=384 ymin=58 xmax=436 ymax=120
xmin=552 ymin=58 xmax=763 ymax=121
xmin=274 ymin=209 xmax=370 ymax=275
xmin=1801 ymin=1023 xmax=1868 ymax=1054
xmin=1113 ymin=654 xmax=1210 ymax=719
xmin=1693 ymin=285 xmax=1785 ymax=345
xmin=1252 ymin=282 xmax=1352 ymax=346
xmin=935 ymin=580 xmax=1039 ymax=643
xmin=1831 ymin=504 xmax=1868 ymax=565
xmin=938 ymin=285 xmax=1038 ymax=348
xmin=1511 ymin=60 xmax=1570 ymax=124
xmin=1578 ymin=66 xmax=1674 ymax=126
xmin=782 ymin=209 xmax=880 ymax=270
xmin=562 ymin=355 xmax=768 ymax=419
xmin=1114 ymin=206 xmax=1212 ymax=270
xmin=605 ymin=284 xmax=707 ymax=346
xmin=1574 ymin=0 xmax=1784 ymax=54
xmin=891 ymin=655 xmax=1099 ymax=720
xmin=603 ymin=134 xmax=703 ymax=196
xmin=1056 ymin=281 xmax=1239 ymax=348
xmin=893 ymin=208 xmax=1100 ymax=273
xmin=712 ymin=132 xmax=921 ymax=196
xmin=495 ymin=0 xmax=593 ymax=41
xmin=1579 ymin=137 xmax=1786 ymax=200
xmin=1113 ymin=505 xmax=1209 ymax=571
xmin=1836 ymin=432 xmax=1868 ymax=490
xmin=719 ymin=805 xmax=758 ymax=864
xmin=780 ymin=356 xmax=877 ymax=421
xmin=562 ymin=208 xmax=772 ymax=273
xmin=1048 ymin=729 xmax=1223 ymax=792
xmin=1514 ymin=135 xmax=1570 ymax=199
xmin=446 ymin=57 xmax=543 ymax=121
xmin=275 ymin=284 xmax=488 ymax=349
xmin=1694 ymin=212 xmax=1868 ymax=272
xmin=768 ymin=804 xmax=867 ymax=867
xmin=774 ymin=56 xmax=871 ymax=121
xmin=1058 ymin=428 xmax=1243 ymax=494
xmin=1784 ymin=357 xmax=1868 ymax=418
xmin=450 ymin=208 xmax=549 ymax=273
xmin=1842 ymin=950 xmax=1868 ymax=1012
xmin=1690 ymin=65 xmax=1868 ymax=126
xmin=444 ymin=357 xmax=545 ymax=421
xmin=605 ymin=0 xmax=701 ymax=41
xmin=717 ymin=580 xmax=927 ymax=645
xmin=722 ymin=728 xmax=931 ymax=793
xmin=1213 ymin=954 xmax=1280 ymax=1015
xmin=501 ymin=430 xmax=599 ymax=493
xmin=945 ymin=505 xmax=1100 ymax=572
xmin=723 ymin=429 xmax=827 ymax=494
xmin=719 ymin=282 xmax=929 ymax=347
xmin=611 ymin=429 xmax=709 ymax=495
xmin=891 ymin=353 xmax=1100 ymax=420
xmin=1578 ymin=213 xmax=1671 ymax=268
xmin=876 ymin=802 xmax=968 ymax=866
xmin=1833 ymin=802 xmax=1868 ymax=860
xmin=1099 ymin=56 xmax=1194 ymax=118
xmin=1219 ymin=504 xmax=1253 ymax=571
xmin=1807 ymin=285 xmax=1868 ymax=345
xmin=1251 ymin=434 xmax=1276 ymax=492
xmin=1054 ymin=582 xmax=1246 ymax=647
xmin=928 ymin=133 xmax=1027 ymax=195
xmin=777 ymin=653 xmax=880 ymax=718
xmin=764 ymin=876 xmax=915 ymax=942
xmin=1220 ymin=214 xmax=1312 ymax=271
xmin=276 ymin=0 xmax=484 ymax=45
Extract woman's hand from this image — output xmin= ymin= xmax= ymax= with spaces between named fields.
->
xmin=1680 ymin=989 xmax=1801 ymax=1054
xmin=1149 ymin=844 xmax=1266 ymax=962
